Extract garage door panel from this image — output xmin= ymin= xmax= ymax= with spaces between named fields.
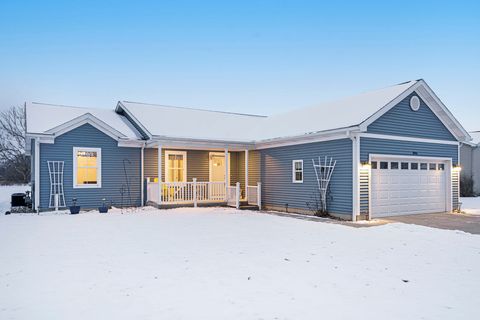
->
xmin=371 ymin=157 xmax=448 ymax=218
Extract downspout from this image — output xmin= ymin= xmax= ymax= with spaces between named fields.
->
xmin=34 ymin=138 xmax=40 ymax=213
xmin=140 ymin=142 xmax=145 ymax=206
xmin=349 ymin=132 xmax=360 ymax=222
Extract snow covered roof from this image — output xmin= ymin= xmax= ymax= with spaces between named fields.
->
xmin=116 ymin=80 xmax=421 ymax=142
xmin=26 ymin=102 xmax=142 ymax=140
xmin=116 ymin=101 xmax=267 ymax=142
xmin=469 ymin=131 xmax=480 ymax=145
xmin=261 ymin=81 xmax=418 ymax=140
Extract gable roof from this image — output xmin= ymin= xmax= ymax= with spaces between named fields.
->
xmin=26 ymin=102 xmax=142 ymax=140
xmin=468 ymin=131 xmax=480 ymax=146
xmin=117 ymin=79 xmax=470 ymax=144
xmin=116 ymin=101 xmax=267 ymax=142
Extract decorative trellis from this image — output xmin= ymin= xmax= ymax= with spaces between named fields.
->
xmin=47 ymin=161 xmax=66 ymax=208
xmin=312 ymin=156 xmax=336 ymax=212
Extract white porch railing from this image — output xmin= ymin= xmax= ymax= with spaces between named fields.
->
xmin=147 ymin=180 xmax=261 ymax=210
xmin=247 ymin=182 xmax=262 ymax=208
xmin=147 ymin=180 xmax=226 ymax=205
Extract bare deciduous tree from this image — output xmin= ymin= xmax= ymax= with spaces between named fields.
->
xmin=0 ymin=106 xmax=30 ymax=184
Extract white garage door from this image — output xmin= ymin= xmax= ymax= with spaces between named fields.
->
xmin=371 ymin=157 xmax=448 ymax=217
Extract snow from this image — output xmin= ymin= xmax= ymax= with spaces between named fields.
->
xmin=468 ymin=131 xmax=480 ymax=145
xmin=96 ymin=81 xmax=418 ymax=143
xmin=461 ymin=196 xmax=480 ymax=215
xmin=26 ymin=102 xmax=141 ymax=139
xmin=1 ymin=206 xmax=479 ymax=319
xmin=0 ymin=185 xmax=30 ymax=213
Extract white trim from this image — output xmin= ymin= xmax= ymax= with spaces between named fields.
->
xmin=73 ymin=147 xmax=102 ymax=189
xmin=34 ymin=138 xmax=40 ymax=212
xmin=116 ymin=101 xmax=152 ymax=139
xmin=358 ymin=133 xmax=459 ymax=145
xmin=45 ymin=113 xmax=126 ymax=141
xmin=255 ymin=130 xmax=357 ymax=150
xmin=245 ymin=149 xmax=249 ymax=201
xmin=157 ymin=145 xmax=162 ymax=205
xmin=351 ymin=133 xmax=360 ymax=222
xmin=209 ymin=152 xmax=231 ymax=183
xmin=369 ymin=154 xmax=453 ymax=215
xmin=141 ymin=145 xmax=145 ymax=206
xmin=359 ymin=80 xmax=470 ymax=142
xmin=164 ymin=150 xmax=187 ymax=182
xmin=292 ymin=160 xmax=304 ymax=183
xmin=117 ymin=139 xmax=145 ymax=148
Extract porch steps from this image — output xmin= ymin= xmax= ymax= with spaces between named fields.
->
xmin=238 ymin=201 xmax=259 ymax=211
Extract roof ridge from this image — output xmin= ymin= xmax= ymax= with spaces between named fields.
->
xmin=30 ymin=101 xmax=112 ymax=112
xmin=121 ymin=100 xmax=268 ymax=118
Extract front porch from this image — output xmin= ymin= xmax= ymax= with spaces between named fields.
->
xmin=143 ymin=146 xmax=261 ymax=209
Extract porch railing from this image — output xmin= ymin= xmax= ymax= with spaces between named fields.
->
xmin=147 ymin=180 xmax=226 ymax=204
xmin=247 ymin=182 xmax=262 ymax=208
xmin=147 ymin=180 xmax=261 ymax=210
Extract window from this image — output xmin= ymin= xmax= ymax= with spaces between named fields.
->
xmin=420 ymin=163 xmax=428 ymax=170
xmin=429 ymin=163 xmax=437 ymax=170
xmin=390 ymin=162 xmax=399 ymax=170
xmin=371 ymin=161 xmax=378 ymax=169
xmin=292 ymin=160 xmax=303 ymax=183
xmin=73 ymin=147 xmax=101 ymax=188
xmin=380 ymin=161 xmax=389 ymax=169
xmin=411 ymin=163 xmax=419 ymax=170
xmin=165 ymin=151 xmax=187 ymax=182
xmin=401 ymin=162 xmax=409 ymax=170
xmin=438 ymin=163 xmax=445 ymax=171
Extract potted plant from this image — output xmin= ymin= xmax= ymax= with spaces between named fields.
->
xmin=69 ymin=198 xmax=80 ymax=214
xmin=98 ymin=198 xmax=109 ymax=213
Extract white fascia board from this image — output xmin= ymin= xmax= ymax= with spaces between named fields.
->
xmin=147 ymin=136 xmax=255 ymax=151
xmin=25 ymin=133 xmax=55 ymax=144
xmin=359 ymin=133 xmax=459 ymax=145
xmin=358 ymin=81 xmax=418 ymax=132
xmin=45 ymin=113 xmax=126 ymax=141
xmin=117 ymin=139 xmax=146 ymax=148
xmin=368 ymin=153 xmax=453 ymax=162
xmin=255 ymin=127 xmax=360 ymax=150
xmin=116 ymin=101 xmax=152 ymax=139
xmin=359 ymin=80 xmax=470 ymax=143
xmin=415 ymin=80 xmax=471 ymax=142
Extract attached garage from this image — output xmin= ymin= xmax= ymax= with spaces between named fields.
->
xmin=369 ymin=156 xmax=452 ymax=217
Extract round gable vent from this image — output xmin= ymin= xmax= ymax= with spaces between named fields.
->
xmin=410 ymin=95 xmax=420 ymax=111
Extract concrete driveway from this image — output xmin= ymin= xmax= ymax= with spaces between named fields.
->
xmin=383 ymin=213 xmax=480 ymax=235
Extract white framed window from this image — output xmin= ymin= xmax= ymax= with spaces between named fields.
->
xmin=73 ymin=147 xmax=101 ymax=188
xmin=292 ymin=160 xmax=303 ymax=183
xmin=165 ymin=150 xmax=187 ymax=182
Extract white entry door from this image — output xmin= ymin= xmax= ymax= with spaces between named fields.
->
xmin=371 ymin=157 xmax=448 ymax=218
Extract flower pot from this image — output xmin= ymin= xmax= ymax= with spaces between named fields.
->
xmin=98 ymin=206 xmax=108 ymax=213
xmin=69 ymin=206 xmax=80 ymax=214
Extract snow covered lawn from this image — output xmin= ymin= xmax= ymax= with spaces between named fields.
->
xmin=461 ymin=196 xmax=480 ymax=215
xmin=1 ymin=208 xmax=479 ymax=319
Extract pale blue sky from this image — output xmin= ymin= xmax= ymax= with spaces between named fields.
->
xmin=0 ymin=0 xmax=479 ymax=130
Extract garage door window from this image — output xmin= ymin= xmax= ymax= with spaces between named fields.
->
xmin=438 ymin=163 xmax=445 ymax=171
xmin=401 ymin=162 xmax=409 ymax=170
xmin=411 ymin=163 xmax=419 ymax=170
xmin=380 ymin=161 xmax=388 ymax=169
xmin=390 ymin=162 xmax=399 ymax=170
xmin=429 ymin=163 xmax=437 ymax=170
xmin=371 ymin=161 xmax=377 ymax=169
xmin=420 ymin=163 xmax=428 ymax=170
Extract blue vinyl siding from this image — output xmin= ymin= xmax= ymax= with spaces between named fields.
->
xmin=39 ymin=124 xmax=141 ymax=209
xmin=260 ymin=138 xmax=352 ymax=215
xmin=360 ymin=137 xmax=458 ymax=164
xmin=367 ymin=92 xmax=456 ymax=141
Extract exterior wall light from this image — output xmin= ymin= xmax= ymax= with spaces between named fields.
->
xmin=453 ymin=165 xmax=462 ymax=172
xmin=361 ymin=162 xmax=371 ymax=169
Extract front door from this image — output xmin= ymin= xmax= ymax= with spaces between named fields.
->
xmin=209 ymin=152 xmax=227 ymax=183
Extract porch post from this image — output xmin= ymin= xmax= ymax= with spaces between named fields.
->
xmin=224 ymin=148 xmax=229 ymax=200
xmin=158 ymin=145 xmax=162 ymax=206
xmin=245 ymin=149 xmax=249 ymax=201
xmin=140 ymin=145 xmax=144 ymax=206
xmin=34 ymin=138 xmax=40 ymax=213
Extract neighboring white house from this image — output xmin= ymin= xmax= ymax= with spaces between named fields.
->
xmin=460 ymin=131 xmax=480 ymax=195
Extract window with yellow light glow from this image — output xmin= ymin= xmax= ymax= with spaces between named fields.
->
xmin=73 ymin=147 xmax=101 ymax=188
